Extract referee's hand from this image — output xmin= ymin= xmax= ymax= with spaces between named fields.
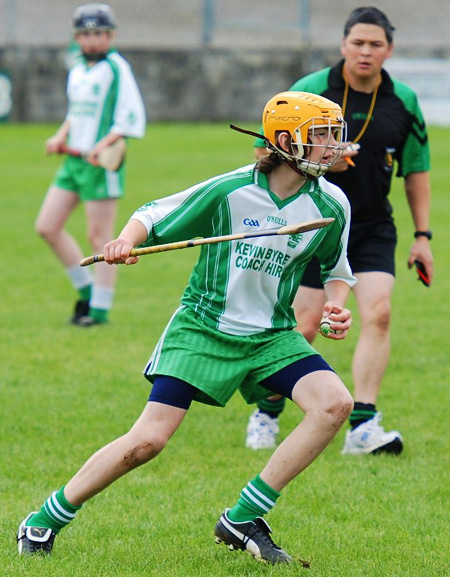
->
xmin=329 ymin=143 xmax=360 ymax=172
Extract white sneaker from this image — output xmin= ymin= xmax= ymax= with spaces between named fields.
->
xmin=245 ymin=410 xmax=279 ymax=450
xmin=342 ymin=412 xmax=403 ymax=455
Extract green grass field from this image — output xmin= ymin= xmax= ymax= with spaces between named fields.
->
xmin=1 ymin=123 xmax=449 ymax=576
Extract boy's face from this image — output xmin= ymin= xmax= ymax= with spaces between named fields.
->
xmin=305 ymin=125 xmax=342 ymax=168
xmin=75 ymin=30 xmax=113 ymax=57
xmin=341 ymin=23 xmax=393 ymax=80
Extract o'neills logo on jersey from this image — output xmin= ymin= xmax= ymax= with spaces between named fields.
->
xmin=267 ymin=216 xmax=287 ymax=226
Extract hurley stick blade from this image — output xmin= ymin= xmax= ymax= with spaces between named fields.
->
xmin=60 ymin=138 xmax=126 ymax=172
xmin=96 ymin=138 xmax=126 ymax=171
xmin=271 ymin=218 xmax=334 ymax=236
xmin=80 ymin=217 xmax=335 ymax=267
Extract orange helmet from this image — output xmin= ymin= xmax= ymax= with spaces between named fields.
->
xmin=262 ymin=91 xmax=346 ymax=177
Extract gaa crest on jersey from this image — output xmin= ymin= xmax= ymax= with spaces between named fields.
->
xmin=92 ymin=84 xmax=101 ymax=96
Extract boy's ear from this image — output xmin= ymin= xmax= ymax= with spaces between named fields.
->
xmin=277 ymin=131 xmax=291 ymax=152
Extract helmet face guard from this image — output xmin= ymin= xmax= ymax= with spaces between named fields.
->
xmin=290 ymin=116 xmax=347 ymax=177
xmin=263 ymin=92 xmax=347 ymax=178
xmin=73 ymin=3 xmax=116 ymax=33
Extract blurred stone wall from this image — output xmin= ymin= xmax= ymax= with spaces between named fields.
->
xmin=0 ymin=46 xmax=339 ymax=122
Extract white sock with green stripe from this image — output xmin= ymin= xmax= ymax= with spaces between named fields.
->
xmin=66 ymin=264 xmax=93 ymax=292
xmin=227 ymin=474 xmax=280 ymax=522
xmin=26 ymin=486 xmax=82 ymax=534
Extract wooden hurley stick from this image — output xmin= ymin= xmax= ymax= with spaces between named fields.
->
xmin=80 ymin=217 xmax=335 ymax=267
xmin=59 ymin=138 xmax=126 ymax=172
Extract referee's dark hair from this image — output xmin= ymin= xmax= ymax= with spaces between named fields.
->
xmin=343 ymin=6 xmax=396 ymax=43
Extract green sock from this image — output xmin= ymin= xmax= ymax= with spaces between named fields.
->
xmin=257 ymin=396 xmax=286 ymax=417
xmin=78 ymin=285 xmax=92 ymax=301
xmin=227 ymin=475 xmax=280 ymax=522
xmin=26 ymin=486 xmax=82 ymax=534
xmin=89 ymin=307 xmax=109 ymax=323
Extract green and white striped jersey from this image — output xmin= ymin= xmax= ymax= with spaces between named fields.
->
xmin=132 ymin=164 xmax=355 ymax=336
xmin=66 ymin=52 xmax=145 ymax=153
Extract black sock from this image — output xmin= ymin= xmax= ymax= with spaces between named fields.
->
xmin=349 ymin=402 xmax=376 ymax=430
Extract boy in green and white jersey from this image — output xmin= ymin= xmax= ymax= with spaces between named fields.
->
xmin=35 ymin=3 xmax=146 ymax=326
xmin=134 ymin=164 xmax=353 ymax=338
xmin=18 ymin=92 xmax=355 ymax=564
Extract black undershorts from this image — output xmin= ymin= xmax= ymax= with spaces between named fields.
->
xmin=148 ymin=355 xmax=333 ymax=410
xmin=301 ymin=218 xmax=397 ymax=289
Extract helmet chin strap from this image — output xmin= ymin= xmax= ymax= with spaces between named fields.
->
xmin=288 ymin=162 xmax=317 ymax=180
xmin=272 ymin=145 xmax=325 ymax=181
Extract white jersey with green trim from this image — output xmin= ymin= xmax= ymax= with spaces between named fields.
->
xmin=132 ymin=164 xmax=355 ymax=336
xmin=66 ymin=52 xmax=145 ymax=153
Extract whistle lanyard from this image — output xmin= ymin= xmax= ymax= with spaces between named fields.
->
xmin=341 ymin=70 xmax=381 ymax=143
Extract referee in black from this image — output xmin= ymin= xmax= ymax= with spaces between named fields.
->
xmin=247 ymin=6 xmax=433 ymax=455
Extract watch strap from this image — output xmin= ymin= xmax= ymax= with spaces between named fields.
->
xmin=414 ymin=230 xmax=432 ymax=240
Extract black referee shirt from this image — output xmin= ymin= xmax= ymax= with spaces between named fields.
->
xmin=289 ymin=60 xmax=430 ymax=223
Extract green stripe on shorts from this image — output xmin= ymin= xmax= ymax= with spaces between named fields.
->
xmin=144 ymin=306 xmax=319 ymax=407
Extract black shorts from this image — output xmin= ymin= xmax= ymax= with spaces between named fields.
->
xmin=301 ymin=218 xmax=397 ymax=289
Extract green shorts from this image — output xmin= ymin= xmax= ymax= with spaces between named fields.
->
xmin=53 ymin=156 xmax=125 ymax=201
xmin=144 ymin=306 xmax=320 ymax=407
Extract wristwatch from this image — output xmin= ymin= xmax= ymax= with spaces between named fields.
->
xmin=414 ymin=230 xmax=432 ymax=240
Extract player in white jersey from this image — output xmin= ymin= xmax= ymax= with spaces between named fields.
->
xmin=18 ymin=92 xmax=355 ymax=564
xmin=35 ymin=4 xmax=146 ymax=326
